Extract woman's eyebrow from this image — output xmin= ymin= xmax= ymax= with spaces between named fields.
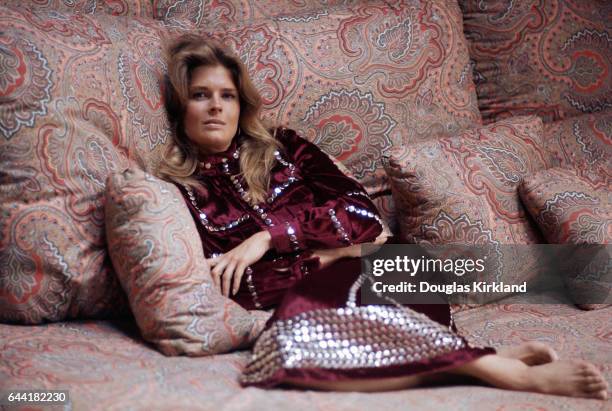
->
xmin=189 ymin=85 xmax=237 ymax=92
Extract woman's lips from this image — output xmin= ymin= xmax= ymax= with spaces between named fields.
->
xmin=203 ymin=120 xmax=225 ymax=129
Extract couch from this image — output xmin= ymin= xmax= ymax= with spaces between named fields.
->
xmin=1 ymin=1 xmax=610 ymax=409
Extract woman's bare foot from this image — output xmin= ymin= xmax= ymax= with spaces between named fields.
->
xmin=526 ymin=361 xmax=608 ymax=399
xmin=497 ymin=342 xmax=558 ymax=365
xmin=452 ymin=355 xmax=608 ymax=400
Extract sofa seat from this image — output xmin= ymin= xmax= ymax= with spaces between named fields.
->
xmin=2 ymin=303 xmax=609 ymax=411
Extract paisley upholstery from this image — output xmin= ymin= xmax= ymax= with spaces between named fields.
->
xmin=461 ymin=0 xmax=612 ymax=123
xmin=519 ymin=168 xmax=611 ymax=245
xmin=0 ymin=6 xmax=173 ymax=323
xmin=0 ymin=0 xmax=153 ymax=16
xmin=519 ymin=167 xmax=611 ymax=310
xmin=386 ymin=116 xmax=551 ymax=291
xmin=543 ymin=111 xmax=612 ymax=190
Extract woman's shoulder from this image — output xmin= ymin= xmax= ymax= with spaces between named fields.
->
xmin=271 ymin=127 xmax=311 ymax=150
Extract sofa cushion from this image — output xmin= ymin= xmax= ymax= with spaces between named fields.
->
xmin=461 ymin=0 xmax=611 ymax=123
xmin=386 ymin=116 xmax=550 ymax=293
xmin=105 ymin=167 xmax=270 ymax=356
xmin=154 ymin=0 xmax=352 ymax=26
xmin=519 ymin=168 xmax=611 ymax=245
xmin=0 ymin=6 xmax=174 ymax=323
xmin=543 ymin=112 xmax=611 ymax=190
xmin=160 ymin=0 xmax=483 ymax=229
xmin=0 ymin=0 xmax=154 ymax=16
xmin=518 ymin=167 xmax=610 ymax=310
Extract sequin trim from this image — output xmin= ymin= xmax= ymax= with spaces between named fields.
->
xmin=223 ymin=159 xmax=275 ymax=227
xmin=328 ymin=209 xmax=351 ymax=244
xmin=345 ymin=204 xmax=384 ymax=228
xmin=183 ymin=185 xmax=250 ymax=232
xmin=267 ymin=172 xmax=299 ymax=205
xmin=245 ymin=266 xmax=262 ymax=309
xmin=240 ymin=304 xmax=467 ymax=384
xmin=286 ymin=223 xmax=300 ymax=251
xmin=346 ymin=190 xmax=370 ymax=199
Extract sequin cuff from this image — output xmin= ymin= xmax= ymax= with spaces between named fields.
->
xmin=268 ymin=220 xmax=302 ymax=254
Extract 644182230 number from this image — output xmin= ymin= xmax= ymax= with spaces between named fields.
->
xmin=1 ymin=390 xmax=69 ymax=405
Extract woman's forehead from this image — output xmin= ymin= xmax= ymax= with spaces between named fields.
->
xmin=190 ymin=65 xmax=237 ymax=89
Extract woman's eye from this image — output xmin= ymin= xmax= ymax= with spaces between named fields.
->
xmin=191 ymin=92 xmax=206 ymax=99
xmin=223 ymin=93 xmax=236 ymax=99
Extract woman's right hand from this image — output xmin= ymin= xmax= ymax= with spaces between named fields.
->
xmin=207 ymin=230 xmax=272 ymax=297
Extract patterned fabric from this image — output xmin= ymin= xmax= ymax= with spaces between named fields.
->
xmin=1 ymin=303 xmax=610 ymax=410
xmin=0 ymin=6 xmax=175 ymax=323
xmin=105 ymin=167 xmax=270 ymax=355
xmin=519 ymin=168 xmax=611 ymax=245
xmin=386 ymin=116 xmax=551 ymax=294
xmin=461 ymin=0 xmax=612 ymax=123
xmin=519 ymin=167 xmax=611 ymax=311
xmin=153 ymin=0 xmax=355 ymax=26
xmin=163 ymin=0 xmax=482 ymax=202
xmin=543 ymin=112 xmax=612 ymax=190
xmin=0 ymin=0 xmax=154 ymax=16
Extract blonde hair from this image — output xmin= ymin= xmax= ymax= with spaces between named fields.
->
xmin=159 ymin=34 xmax=281 ymax=204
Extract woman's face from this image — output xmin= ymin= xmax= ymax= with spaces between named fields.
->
xmin=183 ymin=64 xmax=240 ymax=155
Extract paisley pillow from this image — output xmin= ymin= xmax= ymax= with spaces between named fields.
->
xmin=543 ymin=112 xmax=612 ymax=190
xmin=105 ymin=167 xmax=270 ymax=356
xmin=0 ymin=6 xmax=176 ymax=323
xmin=519 ymin=167 xmax=611 ymax=310
xmin=386 ymin=116 xmax=551 ymax=302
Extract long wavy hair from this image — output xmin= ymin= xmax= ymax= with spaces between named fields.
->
xmin=159 ymin=34 xmax=281 ymax=204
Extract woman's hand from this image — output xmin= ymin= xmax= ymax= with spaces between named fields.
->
xmin=313 ymin=227 xmax=390 ymax=270
xmin=207 ymin=231 xmax=272 ymax=296
xmin=312 ymin=245 xmax=361 ymax=269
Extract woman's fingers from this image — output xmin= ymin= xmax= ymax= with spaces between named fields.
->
xmin=221 ymin=259 xmax=237 ymax=297
xmin=232 ymin=263 xmax=247 ymax=295
xmin=210 ymin=258 xmax=229 ymax=293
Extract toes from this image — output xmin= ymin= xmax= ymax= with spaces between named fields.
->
xmin=575 ymin=361 xmax=599 ymax=376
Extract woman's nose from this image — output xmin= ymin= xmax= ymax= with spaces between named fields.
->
xmin=208 ymin=95 xmax=222 ymax=113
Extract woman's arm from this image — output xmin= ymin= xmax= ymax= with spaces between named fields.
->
xmin=267 ymin=128 xmax=385 ymax=253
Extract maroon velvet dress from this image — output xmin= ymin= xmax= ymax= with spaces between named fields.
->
xmin=179 ymin=128 xmax=494 ymax=387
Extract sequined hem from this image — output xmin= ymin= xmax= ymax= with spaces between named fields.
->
xmin=240 ymin=304 xmax=467 ymax=385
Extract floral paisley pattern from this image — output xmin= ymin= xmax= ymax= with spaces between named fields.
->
xmin=0 ymin=36 xmax=53 ymax=140
xmin=302 ymin=89 xmax=394 ymax=188
xmin=519 ymin=168 xmax=611 ymax=245
xmin=519 ymin=167 xmax=611 ymax=310
xmin=1 ymin=304 xmax=610 ymax=410
xmin=386 ymin=116 xmax=550 ymax=288
xmin=0 ymin=6 xmax=175 ymax=323
xmin=461 ymin=0 xmax=612 ymax=123
xmin=543 ymin=111 xmax=612 ymax=189
xmin=117 ymin=25 xmax=171 ymax=153
xmin=0 ymin=0 xmax=154 ymax=16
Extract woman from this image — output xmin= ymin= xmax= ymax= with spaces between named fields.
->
xmin=158 ymin=34 xmax=607 ymax=399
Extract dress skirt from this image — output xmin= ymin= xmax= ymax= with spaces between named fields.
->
xmin=240 ymin=258 xmax=495 ymax=387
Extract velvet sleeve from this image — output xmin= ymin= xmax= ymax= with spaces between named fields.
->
xmin=267 ymin=129 xmax=383 ymax=253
